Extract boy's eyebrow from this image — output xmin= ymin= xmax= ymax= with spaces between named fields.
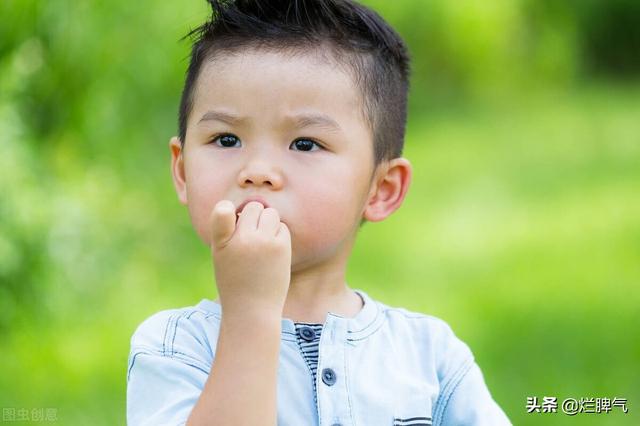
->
xmin=292 ymin=114 xmax=342 ymax=133
xmin=198 ymin=111 xmax=247 ymax=126
xmin=197 ymin=110 xmax=342 ymax=132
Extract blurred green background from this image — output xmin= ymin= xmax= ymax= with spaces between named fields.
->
xmin=1 ymin=0 xmax=639 ymax=424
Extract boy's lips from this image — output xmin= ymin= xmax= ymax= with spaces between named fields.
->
xmin=235 ymin=197 xmax=271 ymax=215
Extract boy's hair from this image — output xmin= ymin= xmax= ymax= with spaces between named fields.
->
xmin=178 ymin=0 xmax=411 ymax=166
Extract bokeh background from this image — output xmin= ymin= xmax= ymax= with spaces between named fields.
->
xmin=1 ymin=0 xmax=639 ymax=424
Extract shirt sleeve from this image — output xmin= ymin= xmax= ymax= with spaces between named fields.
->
xmin=434 ymin=359 xmax=512 ymax=425
xmin=430 ymin=319 xmax=511 ymax=426
xmin=126 ymin=310 xmax=214 ymax=426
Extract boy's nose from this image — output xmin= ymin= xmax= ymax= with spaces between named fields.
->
xmin=237 ymin=161 xmax=284 ymax=189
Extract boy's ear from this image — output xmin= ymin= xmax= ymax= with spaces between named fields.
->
xmin=170 ymin=136 xmax=188 ymax=205
xmin=362 ymin=157 xmax=412 ymax=222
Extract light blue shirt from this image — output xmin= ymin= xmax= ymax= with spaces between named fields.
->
xmin=127 ymin=289 xmax=511 ymax=425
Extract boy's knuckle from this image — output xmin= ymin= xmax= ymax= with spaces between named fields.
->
xmin=259 ymin=235 xmax=279 ymax=250
xmin=234 ymin=233 xmax=254 ymax=248
xmin=237 ymin=233 xmax=271 ymax=250
xmin=270 ymin=239 xmax=288 ymax=252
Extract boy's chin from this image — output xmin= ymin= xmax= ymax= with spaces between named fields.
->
xmin=289 ymin=247 xmax=336 ymax=274
xmin=289 ymin=251 xmax=312 ymax=274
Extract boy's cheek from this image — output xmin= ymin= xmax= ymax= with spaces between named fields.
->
xmin=292 ymin=206 xmax=356 ymax=251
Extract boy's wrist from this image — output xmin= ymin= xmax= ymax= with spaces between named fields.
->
xmin=219 ymin=304 xmax=283 ymax=329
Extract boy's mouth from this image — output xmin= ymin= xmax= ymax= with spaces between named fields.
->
xmin=235 ymin=197 xmax=271 ymax=216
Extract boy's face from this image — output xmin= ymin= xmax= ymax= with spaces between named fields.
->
xmin=171 ymin=48 xmax=381 ymax=270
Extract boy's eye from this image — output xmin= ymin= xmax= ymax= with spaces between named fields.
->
xmin=290 ymin=138 xmax=321 ymax=152
xmin=212 ymin=134 xmax=241 ymax=148
xmin=210 ymin=134 xmax=321 ymax=152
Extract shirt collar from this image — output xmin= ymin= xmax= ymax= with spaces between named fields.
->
xmin=196 ymin=288 xmax=380 ymax=342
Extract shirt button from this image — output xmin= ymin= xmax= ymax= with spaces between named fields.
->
xmin=299 ymin=326 xmax=316 ymax=342
xmin=321 ymin=368 xmax=337 ymax=386
xmin=330 ymin=423 xmax=342 ymax=426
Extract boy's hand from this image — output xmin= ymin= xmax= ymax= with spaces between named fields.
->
xmin=209 ymin=200 xmax=291 ymax=319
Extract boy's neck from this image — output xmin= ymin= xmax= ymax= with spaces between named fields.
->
xmin=282 ymin=278 xmax=363 ymax=324
xmin=212 ymin=262 xmax=364 ymax=325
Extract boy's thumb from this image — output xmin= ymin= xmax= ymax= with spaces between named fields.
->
xmin=210 ymin=200 xmax=236 ymax=249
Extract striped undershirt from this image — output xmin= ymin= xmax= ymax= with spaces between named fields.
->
xmin=293 ymin=322 xmax=324 ymax=402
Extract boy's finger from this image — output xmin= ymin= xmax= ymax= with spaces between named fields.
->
xmin=257 ymin=207 xmax=280 ymax=235
xmin=236 ymin=201 xmax=264 ymax=230
xmin=275 ymin=222 xmax=291 ymax=244
xmin=210 ymin=200 xmax=236 ymax=247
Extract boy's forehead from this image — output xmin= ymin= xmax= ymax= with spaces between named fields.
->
xmin=205 ymin=45 xmax=344 ymax=76
xmin=190 ymin=48 xmax=367 ymax=128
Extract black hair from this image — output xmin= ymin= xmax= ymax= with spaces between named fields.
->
xmin=178 ymin=0 xmax=411 ymax=166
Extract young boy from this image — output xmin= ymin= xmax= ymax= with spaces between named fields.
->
xmin=127 ymin=1 xmax=511 ymax=425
